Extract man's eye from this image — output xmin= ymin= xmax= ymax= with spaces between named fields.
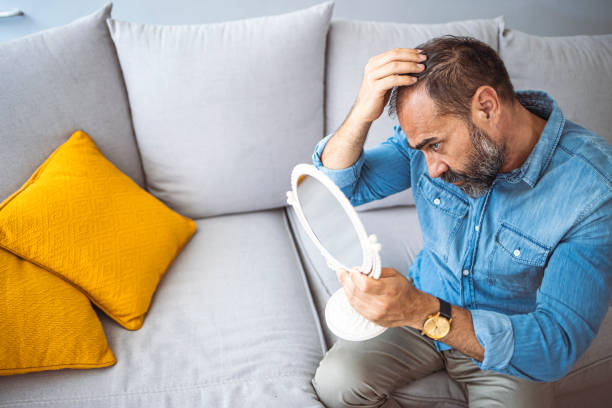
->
xmin=431 ymin=142 xmax=441 ymax=151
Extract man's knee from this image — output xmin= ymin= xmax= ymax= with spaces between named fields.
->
xmin=312 ymin=346 xmax=386 ymax=408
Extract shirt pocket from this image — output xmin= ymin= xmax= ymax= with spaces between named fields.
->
xmin=488 ymin=223 xmax=552 ymax=295
xmin=417 ymin=175 xmax=468 ymax=262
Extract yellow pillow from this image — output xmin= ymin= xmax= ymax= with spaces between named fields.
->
xmin=0 ymin=248 xmax=116 ymax=375
xmin=0 ymin=130 xmax=196 ymax=330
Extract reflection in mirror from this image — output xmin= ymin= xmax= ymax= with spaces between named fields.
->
xmin=296 ymin=175 xmax=363 ymax=270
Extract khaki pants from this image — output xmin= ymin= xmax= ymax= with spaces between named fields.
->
xmin=312 ymin=326 xmax=554 ymax=408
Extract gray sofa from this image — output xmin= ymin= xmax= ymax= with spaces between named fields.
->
xmin=0 ymin=2 xmax=610 ymax=407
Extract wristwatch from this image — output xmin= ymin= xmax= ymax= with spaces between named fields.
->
xmin=421 ymin=297 xmax=452 ymax=340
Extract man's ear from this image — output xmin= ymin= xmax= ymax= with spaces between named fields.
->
xmin=471 ymin=86 xmax=500 ymax=128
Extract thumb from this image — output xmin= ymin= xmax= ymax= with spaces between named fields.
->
xmin=336 ymin=268 xmax=349 ymax=283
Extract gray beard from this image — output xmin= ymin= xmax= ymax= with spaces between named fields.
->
xmin=440 ymin=121 xmax=505 ymax=198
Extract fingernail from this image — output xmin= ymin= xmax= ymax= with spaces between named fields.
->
xmin=417 ymin=63 xmax=425 ymax=69
xmin=419 ymin=54 xmax=427 ymax=60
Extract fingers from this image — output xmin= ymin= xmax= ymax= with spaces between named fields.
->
xmin=368 ymin=48 xmax=426 ymax=70
xmin=372 ymin=60 xmax=425 ymax=80
xmin=376 ymin=74 xmax=418 ymax=91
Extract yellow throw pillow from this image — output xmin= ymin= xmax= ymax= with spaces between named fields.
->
xmin=0 ymin=130 xmax=197 ymax=330
xmin=0 ymin=248 xmax=116 ymax=375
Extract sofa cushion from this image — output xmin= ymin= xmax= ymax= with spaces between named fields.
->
xmin=0 ymin=3 xmax=144 ymax=203
xmin=0 ymin=130 xmax=197 ymax=331
xmin=500 ymin=27 xmax=612 ymax=144
xmin=0 ymin=248 xmax=115 ymax=376
xmin=325 ymin=17 xmax=502 ymax=211
xmin=553 ymin=306 xmax=612 ymax=405
xmin=0 ymin=209 xmax=326 ymax=407
xmin=107 ymin=2 xmax=333 ymax=219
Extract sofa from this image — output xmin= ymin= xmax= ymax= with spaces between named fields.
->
xmin=0 ymin=2 xmax=610 ymax=407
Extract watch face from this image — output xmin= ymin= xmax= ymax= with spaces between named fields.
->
xmin=423 ymin=316 xmax=451 ymax=339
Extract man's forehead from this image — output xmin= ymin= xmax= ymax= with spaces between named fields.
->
xmin=397 ymin=87 xmax=440 ymax=145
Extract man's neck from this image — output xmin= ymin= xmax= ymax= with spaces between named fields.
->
xmin=499 ymin=101 xmax=548 ymax=173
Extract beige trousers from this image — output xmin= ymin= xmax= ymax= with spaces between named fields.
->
xmin=312 ymin=326 xmax=554 ymax=408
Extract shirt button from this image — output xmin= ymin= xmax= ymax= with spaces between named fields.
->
xmin=433 ymin=198 xmax=441 ymax=205
xmin=475 ymin=225 xmax=480 ymax=232
xmin=462 ymin=269 xmax=470 ymax=276
xmin=513 ymin=248 xmax=521 ymax=257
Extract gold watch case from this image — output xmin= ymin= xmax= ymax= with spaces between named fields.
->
xmin=421 ymin=312 xmax=452 ymax=340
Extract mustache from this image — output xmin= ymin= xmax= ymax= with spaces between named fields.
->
xmin=440 ymin=167 xmax=482 ymax=184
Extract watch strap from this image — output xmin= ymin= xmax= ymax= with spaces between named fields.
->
xmin=438 ymin=298 xmax=452 ymax=320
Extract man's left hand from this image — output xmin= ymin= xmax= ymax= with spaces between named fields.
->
xmin=336 ymin=266 xmax=430 ymax=328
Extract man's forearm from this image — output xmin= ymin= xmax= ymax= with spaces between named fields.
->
xmin=408 ymin=290 xmax=485 ymax=362
xmin=320 ymin=110 xmax=372 ymax=170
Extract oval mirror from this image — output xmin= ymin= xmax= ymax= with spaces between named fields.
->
xmin=286 ymin=164 xmax=387 ymax=341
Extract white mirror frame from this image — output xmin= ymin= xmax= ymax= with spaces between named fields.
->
xmin=286 ymin=163 xmax=382 ymax=279
xmin=287 ymin=164 xmax=388 ymax=341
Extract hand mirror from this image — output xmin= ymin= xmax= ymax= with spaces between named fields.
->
xmin=286 ymin=164 xmax=387 ymax=341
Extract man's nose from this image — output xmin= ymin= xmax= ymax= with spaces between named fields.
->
xmin=426 ymin=155 xmax=448 ymax=178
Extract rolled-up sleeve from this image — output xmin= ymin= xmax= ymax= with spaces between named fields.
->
xmin=312 ymin=133 xmax=366 ymax=193
xmin=470 ymin=197 xmax=612 ymax=382
xmin=470 ymin=309 xmax=515 ymax=371
xmin=312 ymin=125 xmax=414 ymax=207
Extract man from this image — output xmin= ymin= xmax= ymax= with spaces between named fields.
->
xmin=310 ymin=36 xmax=612 ymax=407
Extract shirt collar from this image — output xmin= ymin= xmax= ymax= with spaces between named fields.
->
xmin=496 ymin=90 xmax=565 ymax=188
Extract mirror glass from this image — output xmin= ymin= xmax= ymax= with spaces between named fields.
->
xmin=296 ymin=174 xmax=363 ymax=269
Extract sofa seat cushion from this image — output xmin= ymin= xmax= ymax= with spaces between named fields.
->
xmin=0 ymin=209 xmax=326 ymax=407
xmin=0 ymin=3 xmax=145 ymax=203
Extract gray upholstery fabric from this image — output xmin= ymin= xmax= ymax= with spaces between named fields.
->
xmin=0 ymin=3 xmax=144 ymax=203
xmin=500 ymin=27 xmax=612 ymax=144
xmin=0 ymin=209 xmax=326 ymax=408
xmin=107 ymin=2 xmax=333 ymax=219
xmin=287 ymin=204 xmax=612 ymax=406
xmin=553 ymin=307 xmax=612 ymax=406
xmin=325 ymin=17 xmax=502 ymax=211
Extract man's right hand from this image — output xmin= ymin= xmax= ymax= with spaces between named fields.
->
xmin=351 ymin=48 xmax=426 ymax=123
xmin=320 ymin=48 xmax=426 ymax=170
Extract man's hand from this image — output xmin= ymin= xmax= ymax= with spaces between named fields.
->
xmin=352 ymin=48 xmax=426 ymax=123
xmin=336 ymin=266 xmax=437 ymax=328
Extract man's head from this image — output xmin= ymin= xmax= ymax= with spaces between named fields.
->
xmin=388 ymin=36 xmax=516 ymax=198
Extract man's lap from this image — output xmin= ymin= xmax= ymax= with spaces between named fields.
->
xmin=312 ymin=326 xmax=553 ymax=408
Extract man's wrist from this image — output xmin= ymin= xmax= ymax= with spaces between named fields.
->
xmin=406 ymin=290 xmax=439 ymax=330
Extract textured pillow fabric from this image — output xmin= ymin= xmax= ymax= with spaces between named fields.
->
xmin=500 ymin=27 xmax=612 ymax=144
xmin=0 ymin=248 xmax=115 ymax=375
xmin=325 ymin=17 xmax=502 ymax=210
xmin=107 ymin=2 xmax=333 ymax=218
xmin=0 ymin=130 xmax=197 ymax=330
xmin=0 ymin=3 xmax=145 ymax=203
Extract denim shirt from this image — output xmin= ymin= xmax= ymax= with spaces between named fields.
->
xmin=312 ymin=90 xmax=612 ymax=382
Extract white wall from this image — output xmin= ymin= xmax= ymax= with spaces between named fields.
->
xmin=1 ymin=0 xmax=611 ymax=43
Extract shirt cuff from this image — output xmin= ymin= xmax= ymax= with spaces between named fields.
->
xmin=312 ymin=133 xmax=365 ymax=190
xmin=470 ymin=309 xmax=515 ymax=371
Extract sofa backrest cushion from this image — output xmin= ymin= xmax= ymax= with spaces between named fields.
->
xmin=0 ymin=3 xmax=144 ymax=202
xmin=500 ymin=28 xmax=612 ymax=145
xmin=107 ymin=2 xmax=333 ymax=219
xmin=325 ymin=18 xmax=502 ymax=210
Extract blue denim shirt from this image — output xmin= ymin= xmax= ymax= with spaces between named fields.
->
xmin=312 ymin=91 xmax=612 ymax=382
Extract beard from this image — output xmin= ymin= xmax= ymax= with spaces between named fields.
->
xmin=440 ymin=120 xmax=505 ymax=198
